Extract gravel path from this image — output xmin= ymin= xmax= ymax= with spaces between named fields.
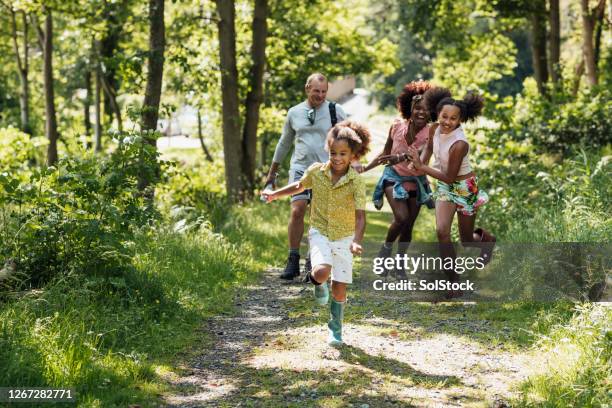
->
xmin=163 ymin=95 xmax=533 ymax=407
xmin=164 ymin=269 xmax=533 ymax=407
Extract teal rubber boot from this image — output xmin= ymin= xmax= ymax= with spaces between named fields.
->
xmin=314 ymin=281 xmax=329 ymax=305
xmin=327 ymin=298 xmax=345 ymax=346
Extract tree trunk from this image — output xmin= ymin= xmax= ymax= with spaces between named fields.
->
xmin=548 ymin=0 xmax=561 ymax=85
xmin=138 ymin=0 xmax=165 ymax=192
xmin=260 ymin=133 xmax=269 ymax=168
xmin=241 ymin=0 xmax=268 ymax=196
xmin=100 ymin=72 xmax=123 ymax=132
xmin=37 ymin=10 xmax=59 ymax=166
xmin=100 ymin=1 xmax=124 ymax=126
xmin=571 ymin=59 xmax=585 ymax=96
xmin=197 ymin=109 xmax=214 ymax=162
xmin=580 ymin=0 xmax=602 ymax=86
xmin=94 ymin=67 xmax=102 ymax=152
xmin=215 ymin=0 xmax=243 ymax=200
xmin=141 ymin=0 xmax=165 ymax=133
xmin=84 ymin=69 xmax=92 ymax=147
xmin=10 ymin=10 xmax=31 ymax=135
xmin=530 ymin=0 xmax=549 ymax=95
xmin=593 ymin=0 xmax=606 ymax=67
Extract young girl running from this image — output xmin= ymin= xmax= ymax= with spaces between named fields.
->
xmin=406 ymin=88 xmax=495 ymax=295
xmin=363 ymin=80 xmax=434 ymax=278
xmin=263 ymin=121 xmax=370 ymax=346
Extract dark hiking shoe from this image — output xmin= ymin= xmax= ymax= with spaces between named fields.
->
xmin=473 ymin=227 xmax=496 ymax=265
xmin=444 ymin=289 xmax=464 ymax=300
xmin=280 ymin=253 xmax=300 ymax=280
xmin=394 ymin=267 xmax=408 ymax=280
xmin=375 ymin=244 xmax=393 ymax=277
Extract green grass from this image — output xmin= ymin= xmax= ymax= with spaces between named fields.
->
xmin=0 ymin=202 xmax=288 ymax=407
xmin=1 ymin=144 xmax=610 ymax=406
xmin=512 ymin=303 xmax=611 ymax=407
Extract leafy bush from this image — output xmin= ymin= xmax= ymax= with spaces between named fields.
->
xmin=496 ymin=81 xmax=611 ymax=154
xmin=0 ymin=129 xmax=166 ymax=287
xmin=158 ymin=158 xmax=229 ymax=231
xmin=0 ymin=128 xmax=46 ymax=175
xmin=475 ymin=137 xmax=611 ymax=243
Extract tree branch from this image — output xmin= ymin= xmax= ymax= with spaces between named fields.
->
xmin=29 ymin=13 xmax=45 ymax=50
xmin=22 ymin=11 xmax=28 ymax=74
xmin=10 ymin=8 xmax=24 ymax=73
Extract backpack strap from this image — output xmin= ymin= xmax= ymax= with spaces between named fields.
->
xmin=329 ymin=102 xmax=337 ymax=127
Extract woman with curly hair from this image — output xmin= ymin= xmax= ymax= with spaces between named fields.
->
xmin=364 ymin=80 xmax=435 ymax=278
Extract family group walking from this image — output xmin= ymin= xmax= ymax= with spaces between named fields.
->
xmin=262 ymin=73 xmax=496 ymax=346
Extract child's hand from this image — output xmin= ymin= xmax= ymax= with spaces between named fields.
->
xmin=351 ymin=163 xmax=365 ymax=173
xmin=375 ymin=155 xmax=392 ymax=166
xmin=407 ymin=147 xmax=422 ymax=169
xmin=379 ymin=153 xmax=407 ymax=165
xmin=350 ymin=241 xmax=363 ymax=255
xmin=260 ymin=189 xmax=276 ymax=203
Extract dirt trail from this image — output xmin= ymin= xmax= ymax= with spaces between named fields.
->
xmin=164 ymin=95 xmax=534 ymax=407
xmin=165 ymin=269 xmax=533 ymax=408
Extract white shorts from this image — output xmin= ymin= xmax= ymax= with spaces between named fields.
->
xmin=308 ymin=227 xmax=354 ymax=284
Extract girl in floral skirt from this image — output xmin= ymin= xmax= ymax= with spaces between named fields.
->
xmin=406 ymin=88 xmax=496 ymax=296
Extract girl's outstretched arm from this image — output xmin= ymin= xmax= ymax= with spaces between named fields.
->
xmin=351 ymin=210 xmax=366 ymax=255
xmin=363 ymin=126 xmax=394 ymax=172
xmin=262 ymin=181 xmax=305 ymax=203
xmin=378 ymin=124 xmax=437 ymax=168
xmin=408 ymin=141 xmax=468 ymax=184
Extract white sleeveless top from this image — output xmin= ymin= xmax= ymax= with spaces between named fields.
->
xmin=432 ymin=125 xmax=472 ymax=176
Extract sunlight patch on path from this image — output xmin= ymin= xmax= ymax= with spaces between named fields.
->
xmin=248 ymin=321 xmax=533 ymax=406
xmin=165 ymin=268 xmax=534 ymax=407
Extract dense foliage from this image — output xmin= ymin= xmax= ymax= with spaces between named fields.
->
xmin=0 ymin=128 xmax=165 ymax=286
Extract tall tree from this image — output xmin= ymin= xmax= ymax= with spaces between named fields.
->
xmin=548 ymin=0 xmax=561 ymax=85
xmin=139 ymin=0 xmax=165 ymax=191
xmin=9 ymin=8 xmax=31 ymax=135
xmin=141 ymin=0 xmax=165 ymax=133
xmin=94 ymin=62 xmax=102 ymax=152
xmin=241 ymin=0 xmax=268 ymax=194
xmin=33 ymin=8 xmax=59 ymax=165
xmin=530 ymin=0 xmax=549 ymax=95
xmin=592 ymin=0 xmax=607 ymax=77
xmin=83 ymin=68 xmax=92 ymax=145
xmin=99 ymin=0 xmax=128 ymax=129
xmin=580 ymin=0 xmax=606 ymax=86
xmin=215 ymin=0 xmax=243 ymax=200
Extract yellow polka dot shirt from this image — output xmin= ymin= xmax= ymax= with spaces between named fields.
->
xmin=300 ymin=162 xmax=366 ymax=241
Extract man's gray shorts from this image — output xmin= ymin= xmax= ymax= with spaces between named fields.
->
xmin=289 ymin=168 xmax=312 ymax=203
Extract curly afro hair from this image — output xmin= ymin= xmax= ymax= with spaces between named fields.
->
xmin=326 ymin=120 xmax=371 ymax=160
xmin=424 ymin=87 xmax=484 ymax=122
xmin=396 ymin=80 xmax=433 ymax=119
xmin=423 ymin=87 xmax=452 ymax=121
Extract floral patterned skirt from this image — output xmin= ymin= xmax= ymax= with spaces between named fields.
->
xmin=434 ymin=176 xmax=488 ymax=216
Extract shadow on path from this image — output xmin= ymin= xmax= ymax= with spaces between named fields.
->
xmin=164 ymin=269 xmax=530 ymax=407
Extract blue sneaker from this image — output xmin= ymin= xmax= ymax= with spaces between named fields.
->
xmin=327 ymin=298 xmax=345 ymax=346
xmin=314 ymin=281 xmax=329 ymax=305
